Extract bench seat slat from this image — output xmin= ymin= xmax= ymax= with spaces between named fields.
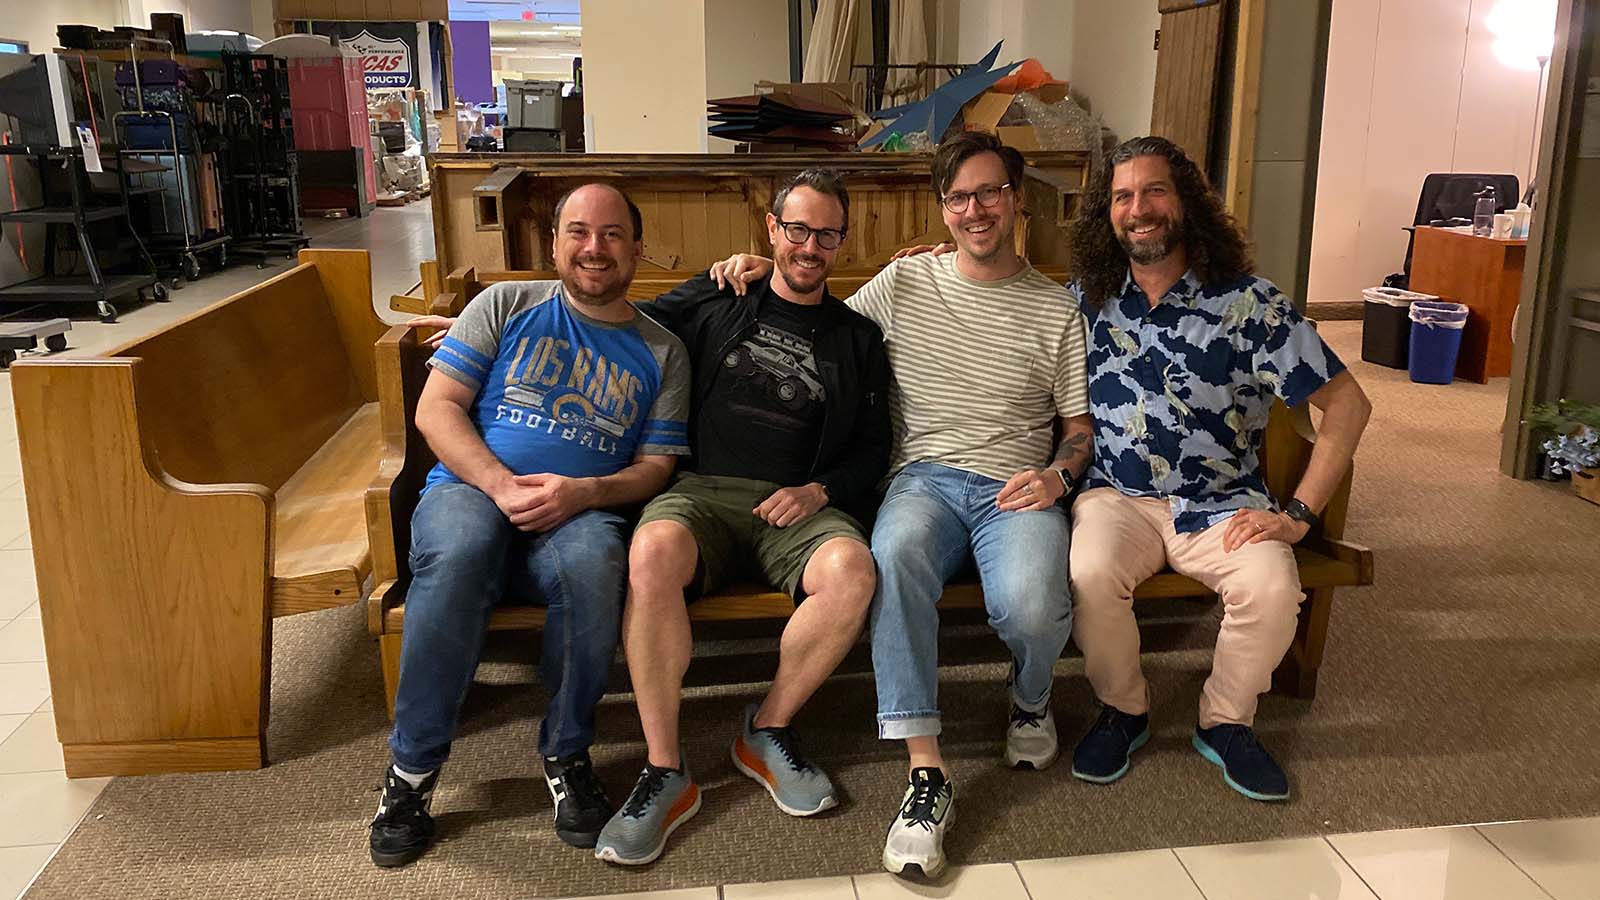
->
xmin=271 ymin=403 xmax=383 ymax=616
xmin=380 ymin=545 xmax=1368 ymax=632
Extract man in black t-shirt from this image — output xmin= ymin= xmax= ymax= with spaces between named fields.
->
xmin=593 ymin=169 xmax=891 ymax=866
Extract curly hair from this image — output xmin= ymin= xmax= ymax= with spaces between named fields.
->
xmin=1067 ymin=136 xmax=1254 ymax=308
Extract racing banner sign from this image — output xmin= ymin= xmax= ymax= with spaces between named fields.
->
xmin=310 ymin=21 xmax=418 ymax=89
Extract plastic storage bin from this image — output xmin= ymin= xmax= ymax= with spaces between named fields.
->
xmin=505 ymin=79 xmax=562 ymax=130
xmin=1361 ymin=286 xmax=1436 ymax=369
xmin=1407 ymin=300 xmax=1469 ymax=384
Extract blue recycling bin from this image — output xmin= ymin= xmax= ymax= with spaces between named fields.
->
xmin=1407 ymin=300 xmax=1469 ymax=384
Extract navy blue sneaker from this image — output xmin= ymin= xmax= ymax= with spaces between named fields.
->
xmin=1070 ymin=705 xmax=1150 ymax=784
xmin=1192 ymin=724 xmax=1290 ymax=801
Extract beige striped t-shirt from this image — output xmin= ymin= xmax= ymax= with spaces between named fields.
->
xmin=847 ymin=253 xmax=1090 ymax=483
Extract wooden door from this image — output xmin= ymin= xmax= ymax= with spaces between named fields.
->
xmin=1151 ymin=0 xmax=1228 ymax=170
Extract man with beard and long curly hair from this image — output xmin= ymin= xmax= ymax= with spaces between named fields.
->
xmin=1064 ymin=136 xmax=1371 ymax=802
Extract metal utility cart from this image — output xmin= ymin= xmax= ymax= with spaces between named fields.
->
xmin=112 ymin=37 xmax=229 ymax=282
xmin=220 ymin=52 xmax=308 ymax=267
xmin=0 ymin=143 xmax=166 ymax=323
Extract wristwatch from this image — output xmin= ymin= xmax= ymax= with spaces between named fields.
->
xmin=1282 ymin=498 xmax=1321 ymax=534
xmin=1050 ymin=466 xmax=1073 ymax=495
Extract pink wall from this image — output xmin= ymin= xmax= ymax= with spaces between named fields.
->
xmin=1309 ymin=0 xmax=1546 ymax=303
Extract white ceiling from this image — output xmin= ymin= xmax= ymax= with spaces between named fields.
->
xmin=448 ymin=0 xmax=580 ymax=23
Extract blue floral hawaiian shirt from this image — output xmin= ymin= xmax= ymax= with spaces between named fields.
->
xmin=1074 ymin=270 xmax=1347 ymax=533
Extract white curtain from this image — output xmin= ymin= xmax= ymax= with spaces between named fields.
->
xmin=803 ymin=0 xmax=862 ymax=83
xmin=884 ymin=0 xmax=930 ymax=105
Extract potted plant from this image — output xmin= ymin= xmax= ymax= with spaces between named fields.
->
xmin=1528 ymin=400 xmax=1600 ymax=504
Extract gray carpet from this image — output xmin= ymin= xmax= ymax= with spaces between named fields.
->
xmin=27 ymin=322 xmax=1600 ymax=899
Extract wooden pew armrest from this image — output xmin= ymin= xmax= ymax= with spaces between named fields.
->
xmin=1300 ymin=536 xmax=1375 ymax=585
xmin=365 ymin=324 xmax=437 ymax=633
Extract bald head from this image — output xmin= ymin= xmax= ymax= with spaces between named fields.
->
xmin=554 ymin=183 xmax=643 ymax=242
xmin=553 ymin=182 xmax=643 ymax=313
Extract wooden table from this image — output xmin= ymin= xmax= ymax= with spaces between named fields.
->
xmin=1409 ymin=226 xmax=1527 ymax=383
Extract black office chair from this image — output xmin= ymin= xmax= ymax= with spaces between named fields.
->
xmin=1387 ymin=173 xmax=1520 ymax=289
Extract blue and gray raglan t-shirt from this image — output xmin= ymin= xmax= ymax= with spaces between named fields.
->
xmin=423 ymin=280 xmax=691 ymax=492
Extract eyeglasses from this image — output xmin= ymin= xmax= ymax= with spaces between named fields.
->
xmin=940 ymin=183 xmax=1012 ymax=214
xmin=777 ymin=220 xmax=846 ymax=250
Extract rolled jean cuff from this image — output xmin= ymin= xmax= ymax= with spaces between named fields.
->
xmin=878 ymin=712 xmax=941 ymax=740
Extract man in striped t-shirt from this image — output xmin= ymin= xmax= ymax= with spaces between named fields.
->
xmin=714 ymin=132 xmax=1092 ymax=877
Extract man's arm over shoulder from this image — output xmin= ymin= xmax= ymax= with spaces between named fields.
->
xmin=843 ymin=257 xmax=903 ymax=330
xmin=637 ymin=271 xmax=728 ymax=332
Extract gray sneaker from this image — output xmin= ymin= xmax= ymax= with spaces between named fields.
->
xmin=1004 ymin=703 xmax=1059 ymax=770
xmin=594 ymin=763 xmax=701 ymax=866
xmin=730 ymin=703 xmax=838 ymax=816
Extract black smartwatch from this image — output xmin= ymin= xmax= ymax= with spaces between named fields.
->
xmin=1281 ymin=498 xmax=1321 ymax=535
xmin=1050 ymin=466 xmax=1074 ymax=496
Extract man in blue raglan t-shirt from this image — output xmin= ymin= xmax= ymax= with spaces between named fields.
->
xmin=368 ymin=184 xmax=691 ymax=869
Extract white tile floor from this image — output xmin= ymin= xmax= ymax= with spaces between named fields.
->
xmin=3 ymin=205 xmax=1599 ymax=899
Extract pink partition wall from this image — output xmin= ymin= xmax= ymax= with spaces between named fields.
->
xmin=287 ymin=57 xmax=377 ymax=203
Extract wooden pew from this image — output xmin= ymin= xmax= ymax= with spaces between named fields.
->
xmin=366 ymin=270 xmax=1374 ymax=714
xmin=11 ymin=249 xmax=389 ymax=777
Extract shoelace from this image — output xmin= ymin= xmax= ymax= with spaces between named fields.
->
xmin=375 ymin=776 xmax=431 ymax=828
xmin=1010 ymin=705 xmax=1046 ymax=730
xmin=756 ymin=725 xmax=815 ymax=773
xmin=900 ymin=778 xmax=946 ymax=833
xmin=1089 ymin=705 xmax=1122 ymax=736
xmin=621 ymin=766 xmax=671 ymax=818
xmin=555 ymin=757 xmax=609 ymax=808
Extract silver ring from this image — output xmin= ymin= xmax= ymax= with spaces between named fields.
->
xmin=1024 ymin=485 xmax=1034 ymax=494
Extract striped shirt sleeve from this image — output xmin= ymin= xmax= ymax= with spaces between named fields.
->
xmin=1054 ymin=307 xmax=1091 ymax=418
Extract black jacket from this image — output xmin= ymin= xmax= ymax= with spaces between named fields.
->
xmin=637 ymin=273 xmax=892 ymax=521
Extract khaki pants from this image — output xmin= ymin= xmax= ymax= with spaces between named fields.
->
xmin=1069 ymin=487 xmax=1304 ymax=728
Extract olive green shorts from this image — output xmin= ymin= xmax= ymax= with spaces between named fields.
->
xmin=637 ymin=473 xmax=868 ymax=601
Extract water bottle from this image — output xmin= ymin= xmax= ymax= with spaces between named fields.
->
xmin=1473 ymin=187 xmax=1497 ymax=237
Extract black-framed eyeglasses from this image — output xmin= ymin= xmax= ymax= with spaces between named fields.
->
xmin=778 ymin=220 xmax=846 ymax=250
xmin=941 ymin=183 xmax=1012 ymax=214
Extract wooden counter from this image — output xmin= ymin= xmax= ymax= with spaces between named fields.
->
xmin=1409 ymin=225 xmax=1527 ymax=383
xmin=426 ymin=151 xmax=1091 ymax=276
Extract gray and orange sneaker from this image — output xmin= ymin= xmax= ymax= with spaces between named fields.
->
xmin=594 ymin=762 xmax=701 ymax=866
xmin=730 ymin=703 xmax=838 ymax=816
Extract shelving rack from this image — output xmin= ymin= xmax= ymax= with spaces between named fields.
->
xmin=220 ymin=52 xmax=308 ymax=267
xmin=0 ymin=143 xmax=165 ymax=322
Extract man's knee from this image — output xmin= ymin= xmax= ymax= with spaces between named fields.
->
xmin=628 ymin=520 xmax=698 ymax=597
xmin=1068 ymin=538 xmax=1144 ymax=613
xmin=804 ymin=537 xmax=875 ymax=613
xmin=1225 ymin=568 xmax=1305 ymax=626
xmin=986 ymin=574 xmax=1071 ymax=641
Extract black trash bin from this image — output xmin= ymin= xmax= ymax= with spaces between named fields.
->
xmin=1361 ymin=286 xmax=1436 ymax=369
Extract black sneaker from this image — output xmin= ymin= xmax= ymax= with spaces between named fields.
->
xmin=1192 ymin=723 xmax=1290 ymax=801
xmin=369 ymin=766 xmax=438 ymax=868
xmin=1071 ymin=705 xmax=1151 ymax=784
xmin=544 ymin=751 xmax=616 ymax=848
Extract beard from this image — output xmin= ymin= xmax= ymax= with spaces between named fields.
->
xmin=558 ymin=254 xmax=630 ymax=307
xmin=1117 ymin=215 xmax=1183 ymax=265
xmin=777 ymin=249 xmax=830 ymax=294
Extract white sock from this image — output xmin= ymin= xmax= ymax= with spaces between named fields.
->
xmin=392 ymin=764 xmax=435 ymax=788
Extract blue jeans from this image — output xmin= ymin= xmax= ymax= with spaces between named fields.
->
xmin=388 ymin=482 xmax=628 ymax=771
xmin=870 ymin=462 xmax=1073 ymax=739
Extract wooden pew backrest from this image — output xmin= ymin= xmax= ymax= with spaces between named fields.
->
xmin=108 ymin=249 xmax=386 ymax=492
